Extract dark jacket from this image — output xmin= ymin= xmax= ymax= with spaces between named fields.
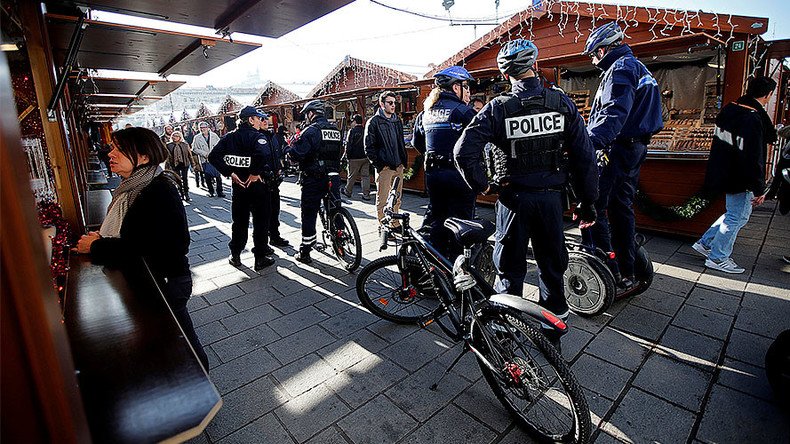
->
xmin=413 ymin=91 xmax=477 ymax=158
xmin=587 ymin=44 xmax=663 ymax=152
xmin=704 ymin=95 xmax=773 ymax=196
xmin=344 ymin=125 xmax=366 ymax=160
xmin=208 ymin=122 xmax=275 ymax=181
xmin=454 ymin=77 xmax=598 ymax=204
xmin=259 ymin=129 xmax=283 ymax=175
xmin=90 ymin=174 xmax=190 ymax=282
xmin=364 ymin=109 xmax=407 ymax=171
xmin=284 ymin=116 xmax=342 ymax=176
xmin=767 ymin=142 xmax=790 ymax=215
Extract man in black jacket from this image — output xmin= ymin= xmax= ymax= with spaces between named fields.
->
xmin=692 ymin=77 xmax=777 ymax=274
xmin=259 ymin=116 xmax=290 ymax=248
xmin=342 ymin=114 xmax=370 ymax=200
xmin=365 ymin=91 xmax=407 ymax=227
xmin=209 ymin=106 xmax=277 ymax=271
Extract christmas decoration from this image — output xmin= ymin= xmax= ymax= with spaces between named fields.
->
xmin=195 ymin=102 xmax=212 ymax=118
xmin=635 ymin=189 xmax=711 ymax=222
xmin=403 ymin=153 xmax=424 ymax=181
xmin=37 ymin=199 xmax=71 ymax=302
xmin=218 ymin=95 xmax=242 ymax=114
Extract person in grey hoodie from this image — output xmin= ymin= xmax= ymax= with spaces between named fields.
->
xmin=364 ymin=90 xmax=407 ymax=226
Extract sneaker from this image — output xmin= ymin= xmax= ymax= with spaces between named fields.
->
xmin=783 ymin=255 xmax=790 ymax=265
xmin=228 ymin=255 xmax=241 ymax=267
xmin=270 ymin=237 xmax=290 ymax=247
xmin=254 ymin=256 xmax=275 ymax=271
xmin=294 ymin=250 xmax=312 ymax=264
xmin=617 ymin=276 xmax=636 ymax=291
xmin=692 ymin=241 xmax=711 ymax=258
xmin=705 ymin=257 xmax=745 ymax=274
xmin=361 ymin=194 xmax=371 ymax=201
xmin=340 ymin=188 xmax=351 ymax=198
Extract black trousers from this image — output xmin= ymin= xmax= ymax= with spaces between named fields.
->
xmin=299 ymin=174 xmax=340 ymax=252
xmin=162 ymin=275 xmax=209 ymax=370
xmin=269 ymin=184 xmax=282 ymax=238
xmin=493 ymin=188 xmax=569 ymax=316
xmin=229 ymin=182 xmax=270 ymax=258
xmin=174 ymin=164 xmax=189 ymax=197
xmin=423 ymin=166 xmax=477 ymax=258
xmin=206 ymin=174 xmax=224 ymax=196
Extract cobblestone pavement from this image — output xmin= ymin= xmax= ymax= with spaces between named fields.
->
xmin=184 ymin=176 xmax=789 ymax=444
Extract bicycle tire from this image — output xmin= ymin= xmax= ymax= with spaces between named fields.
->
xmin=631 ymin=245 xmax=654 ymax=296
xmin=473 ymin=308 xmax=591 ymax=443
xmin=564 ymin=252 xmax=616 ymax=317
xmin=330 ymin=208 xmax=362 ymax=272
xmin=356 ymin=255 xmax=443 ymax=324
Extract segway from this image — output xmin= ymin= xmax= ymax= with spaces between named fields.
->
xmin=564 ymin=234 xmax=654 ymax=317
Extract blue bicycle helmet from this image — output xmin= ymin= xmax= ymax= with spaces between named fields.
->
xmin=497 ymin=39 xmax=539 ymax=76
xmin=433 ymin=65 xmax=474 ymax=89
xmin=583 ymin=22 xmax=624 ymax=55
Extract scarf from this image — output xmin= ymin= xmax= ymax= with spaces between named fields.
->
xmin=99 ymin=165 xmax=162 ymax=238
xmin=736 ymin=95 xmax=778 ymax=145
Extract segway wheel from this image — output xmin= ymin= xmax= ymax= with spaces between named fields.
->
xmin=564 ymin=253 xmax=616 ymax=317
xmin=631 ymin=245 xmax=654 ymax=296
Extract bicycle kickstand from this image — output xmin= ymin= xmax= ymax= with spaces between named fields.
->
xmin=430 ymin=345 xmax=469 ymax=391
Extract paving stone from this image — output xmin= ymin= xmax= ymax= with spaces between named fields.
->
xmin=275 ymin=384 xmax=351 ymax=443
xmin=191 ymin=302 xmax=236 ymax=328
xmin=654 ymin=325 xmax=723 ymax=371
xmin=600 ymin=388 xmax=696 ymax=444
xmin=734 ymin=292 xmax=790 ymax=339
xmin=303 ymin=426 xmax=350 ymax=444
xmin=379 ymin=328 xmax=452 ymax=372
xmin=211 ymin=324 xmax=280 ymax=363
xmin=672 ymin=304 xmax=734 ymax=340
xmin=206 ymin=376 xmax=288 ymax=441
xmin=317 ymin=330 xmax=389 ymax=373
xmin=629 ymin=287 xmax=686 ymax=317
xmin=187 ymin=295 xmax=209 ymax=311
xmin=314 ymin=294 xmax=356 ymax=316
xmin=686 ymin=286 xmax=742 ymax=316
xmin=571 ymin=354 xmax=632 ymax=400
xmin=319 ymin=306 xmax=379 ymax=338
xmin=584 ymin=327 xmax=651 ymax=371
xmin=697 ymin=385 xmax=790 ymax=443
xmin=195 ymin=320 xmax=230 ymax=345
xmin=266 ymin=306 xmax=331 ymax=337
xmin=338 ymin=395 xmax=417 ymax=444
xmin=202 ymin=284 xmax=244 ymax=305
xmin=401 ymin=404 xmax=497 ymax=444
xmin=632 ymin=353 xmax=712 ymax=412
xmin=226 ymin=291 xmax=279 ymax=312
xmin=210 ymin=349 xmax=281 ymax=394
xmin=562 ymin=326 xmax=594 ymax=362
xmin=649 ymin=271 xmax=697 ymax=298
xmin=584 ymin=388 xmax=614 ymax=431
xmin=236 ymin=276 xmax=274 ymax=294
xmin=270 ymin=287 xmax=326 ymax=314
xmin=717 ymin=357 xmax=774 ymax=401
xmin=273 ymin=353 xmax=337 ymax=398
xmin=327 ymin=354 xmax=407 ymax=408
xmin=215 ymin=413 xmax=294 ymax=444
xmin=267 ymin=324 xmax=336 ymax=365
xmin=219 ymin=303 xmax=281 ymax=335
xmin=725 ymin=328 xmax=774 ymax=368
xmin=568 ymin=312 xmax=611 ymax=335
xmin=366 ymin=319 xmax=419 ymax=343
xmin=609 ymin=304 xmax=671 ymax=341
xmin=386 ymin=359 xmax=472 ymax=420
xmin=696 ymin=270 xmax=749 ymax=296
xmin=452 ymin=377 xmax=512 ymax=433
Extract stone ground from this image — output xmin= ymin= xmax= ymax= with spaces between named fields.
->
xmin=183 ymin=176 xmax=789 ymax=444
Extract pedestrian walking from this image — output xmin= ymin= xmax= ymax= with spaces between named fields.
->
xmin=192 ymin=121 xmax=224 ymax=197
xmin=167 ymin=130 xmax=192 ymax=202
xmin=342 ymin=114 xmax=371 ymax=200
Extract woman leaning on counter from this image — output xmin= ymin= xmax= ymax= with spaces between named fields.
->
xmin=74 ymin=127 xmax=209 ymax=369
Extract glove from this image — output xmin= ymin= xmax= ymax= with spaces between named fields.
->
xmin=484 ymin=182 xmax=501 ymax=196
xmin=574 ymin=202 xmax=597 ymax=223
xmin=595 ymin=149 xmax=610 ymax=168
xmin=452 ymin=256 xmax=476 ymax=292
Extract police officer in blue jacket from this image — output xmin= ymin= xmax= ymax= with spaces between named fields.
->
xmin=209 ymin=106 xmax=276 ymax=271
xmin=284 ymin=100 xmax=344 ymax=264
xmin=258 ymin=118 xmax=290 ymax=248
xmin=413 ymin=66 xmax=478 ymax=258
xmin=454 ymin=39 xmax=598 ymax=348
xmin=582 ymin=22 xmax=663 ymax=289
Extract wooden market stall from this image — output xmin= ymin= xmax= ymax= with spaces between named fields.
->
xmin=254 ymin=81 xmax=302 ymax=132
xmin=413 ymin=1 xmax=776 ymax=237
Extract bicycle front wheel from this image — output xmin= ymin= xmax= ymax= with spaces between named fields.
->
xmin=356 ymin=255 xmax=443 ymax=324
xmin=330 ymin=208 xmax=362 ymax=271
xmin=473 ymin=308 xmax=591 ymax=443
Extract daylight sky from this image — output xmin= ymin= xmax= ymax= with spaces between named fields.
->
xmin=94 ymin=0 xmax=788 ymax=119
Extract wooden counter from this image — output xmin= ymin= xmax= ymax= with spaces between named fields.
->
xmin=64 ymin=255 xmax=221 ymax=443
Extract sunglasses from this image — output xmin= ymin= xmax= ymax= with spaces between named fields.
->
xmin=384 ymin=100 xmax=396 ymax=105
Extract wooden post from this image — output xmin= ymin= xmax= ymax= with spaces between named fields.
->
xmin=20 ymin=0 xmax=85 ymax=232
xmin=722 ymin=35 xmax=749 ymax=104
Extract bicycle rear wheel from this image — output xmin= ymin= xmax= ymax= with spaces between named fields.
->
xmin=473 ymin=307 xmax=591 ymax=443
xmin=330 ymin=208 xmax=362 ymax=271
xmin=356 ymin=255 xmax=443 ymax=324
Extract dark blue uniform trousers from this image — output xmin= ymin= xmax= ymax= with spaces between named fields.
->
xmin=300 ymin=174 xmax=341 ymax=252
xmin=493 ymin=188 xmax=569 ymax=316
xmin=424 ymin=166 xmax=477 ymax=258
xmin=229 ymin=181 xmax=270 ymax=259
xmin=582 ymin=142 xmax=647 ymax=278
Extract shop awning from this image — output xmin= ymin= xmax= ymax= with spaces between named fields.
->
xmin=70 ymin=74 xmax=186 ymax=120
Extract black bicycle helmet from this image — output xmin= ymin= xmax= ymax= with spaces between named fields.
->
xmin=300 ymin=99 xmax=326 ymax=117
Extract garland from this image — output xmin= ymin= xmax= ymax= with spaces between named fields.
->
xmin=635 ymin=189 xmax=711 ymax=222
xmin=403 ymin=153 xmax=424 ymax=181
xmin=37 ymin=200 xmax=71 ymax=302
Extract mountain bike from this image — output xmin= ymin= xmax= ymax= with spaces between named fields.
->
xmin=356 ymin=177 xmax=591 ymax=443
xmin=313 ymin=172 xmax=362 ymax=271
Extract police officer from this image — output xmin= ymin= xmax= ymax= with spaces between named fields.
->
xmin=259 ymin=117 xmax=290 ymax=248
xmin=208 ymin=106 xmax=276 ymax=271
xmin=413 ymin=66 xmax=478 ymax=258
xmin=454 ymin=39 xmax=598 ymax=347
xmin=582 ymin=22 xmax=663 ymax=289
xmin=284 ymin=100 xmax=343 ymax=264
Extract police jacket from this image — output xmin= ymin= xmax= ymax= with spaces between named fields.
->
xmin=587 ymin=44 xmax=663 ymax=151
xmin=284 ymin=116 xmax=343 ymax=176
xmin=413 ymin=91 xmax=477 ymax=160
xmin=704 ymin=95 xmax=776 ymax=196
xmin=344 ymin=125 xmax=366 ymax=160
xmin=259 ymin=129 xmax=283 ymax=174
xmin=454 ymin=77 xmax=598 ymax=204
xmin=364 ymin=108 xmax=407 ymax=171
xmin=208 ymin=122 xmax=274 ymax=182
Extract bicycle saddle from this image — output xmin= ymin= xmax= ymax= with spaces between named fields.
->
xmin=444 ymin=218 xmax=495 ymax=247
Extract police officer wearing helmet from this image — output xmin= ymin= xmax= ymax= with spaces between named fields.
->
xmin=413 ymin=65 xmax=478 ymax=258
xmin=208 ymin=105 xmax=277 ymax=271
xmin=582 ymin=22 xmax=663 ymax=289
xmin=454 ymin=39 xmax=599 ymax=348
xmin=284 ymin=99 xmax=344 ymax=264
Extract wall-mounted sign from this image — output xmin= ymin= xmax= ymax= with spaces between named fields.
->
xmin=731 ymin=41 xmax=745 ymax=52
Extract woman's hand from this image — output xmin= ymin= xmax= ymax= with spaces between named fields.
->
xmin=73 ymin=231 xmax=101 ymax=254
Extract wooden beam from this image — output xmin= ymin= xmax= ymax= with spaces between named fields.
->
xmin=157 ymin=38 xmax=215 ymax=76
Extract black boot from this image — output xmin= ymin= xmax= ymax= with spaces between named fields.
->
xmin=294 ymin=249 xmax=312 ymax=264
xmin=228 ymin=254 xmax=241 ymax=267
xmin=254 ymin=256 xmax=275 ymax=271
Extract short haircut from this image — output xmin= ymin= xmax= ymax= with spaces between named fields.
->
xmin=112 ymin=127 xmax=168 ymax=167
xmin=746 ymin=76 xmax=777 ymax=99
xmin=379 ymin=90 xmax=396 ymax=103
xmin=352 ymin=114 xmax=363 ymax=124
xmin=472 ymin=98 xmax=484 ymax=105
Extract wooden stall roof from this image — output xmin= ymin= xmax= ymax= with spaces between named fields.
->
xmin=306 ymin=55 xmax=417 ymax=99
xmin=763 ymin=38 xmax=790 ymax=59
xmin=46 ymin=14 xmax=261 ymax=76
xmin=253 ymin=81 xmax=302 ymax=107
xmin=425 ymin=1 xmax=769 ymax=77
xmin=69 ymin=75 xmax=186 ymax=120
xmin=45 ymin=0 xmax=354 ymax=38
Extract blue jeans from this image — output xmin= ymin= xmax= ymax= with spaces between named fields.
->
xmin=698 ymin=191 xmax=753 ymax=262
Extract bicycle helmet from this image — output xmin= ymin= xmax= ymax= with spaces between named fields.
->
xmin=497 ymin=39 xmax=539 ymax=76
xmin=583 ymin=22 xmax=624 ymax=55
xmin=300 ymin=99 xmax=326 ymax=117
xmin=433 ymin=66 xmax=474 ymax=89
